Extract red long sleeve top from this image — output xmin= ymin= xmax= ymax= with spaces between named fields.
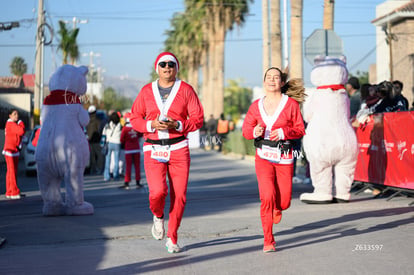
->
xmin=3 ymin=119 xmax=25 ymax=156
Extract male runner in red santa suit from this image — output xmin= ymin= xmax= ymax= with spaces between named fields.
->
xmin=130 ymin=52 xmax=204 ymax=253
xmin=2 ymin=109 xmax=25 ymax=199
xmin=242 ymin=67 xmax=305 ymax=252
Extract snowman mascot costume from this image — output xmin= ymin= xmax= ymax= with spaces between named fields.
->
xmin=300 ymin=56 xmax=358 ymax=204
xmin=35 ymin=64 xmax=94 ymax=216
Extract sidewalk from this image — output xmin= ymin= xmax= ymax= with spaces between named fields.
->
xmin=0 ymin=149 xmax=413 ymax=274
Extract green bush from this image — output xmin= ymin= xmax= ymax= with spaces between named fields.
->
xmin=223 ymin=130 xmax=256 ymax=156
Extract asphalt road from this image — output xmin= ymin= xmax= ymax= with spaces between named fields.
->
xmin=0 ymin=149 xmax=413 ymax=275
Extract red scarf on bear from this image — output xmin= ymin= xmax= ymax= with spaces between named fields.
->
xmin=43 ymin=90 xmax=81 ymax=105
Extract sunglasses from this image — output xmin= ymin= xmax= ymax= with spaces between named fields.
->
xmin=158 ymin=61 xmax=176 ymax=68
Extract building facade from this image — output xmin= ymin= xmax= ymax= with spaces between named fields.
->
xmin=372 ymin=0 xmax=414 ymax=107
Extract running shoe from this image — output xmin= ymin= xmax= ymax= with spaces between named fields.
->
xmin=9 ymin=194 xmax=25 ymax=200
xmin=263 ymin=244 xmax=276 ymax=253
xmin=166 ymin=237 xmax=181 ymax=253
xmin=151 ymin=215 xmax=165 ymax=240
xmin=118 ymin=183 xmax=129 ymax=190
xmin=273 ymin=209 xmax=282 ymax=224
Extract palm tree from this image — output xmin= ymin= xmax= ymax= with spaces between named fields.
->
xmin=290 ymin=0 xmax=303 ymax=79
xmin=163 ymin=1 xmax=251 ymax=117
xmin=200 ymin=0 xmax=251 ymax=118
xmin=57 ymin=20 xmax=80 ymax=64
xmin=262 ymin=0 xmax=270 ymax=76
xmin=69 ymin=44 xmax=80 ymax=65
xmin=270 ymin=0 xmax=282 ymax=70
xmin=10 ymin=56 xmax=27 ymax=76
xmin=164 ymin=9 xmax=205 ymax=89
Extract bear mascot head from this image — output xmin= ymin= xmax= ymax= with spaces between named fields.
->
xmin=300 ymin=56 xmax=358 ymax=204
xmin=35 ymin=64 xmax=94 ymax=216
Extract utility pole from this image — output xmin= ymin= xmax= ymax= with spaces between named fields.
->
xmin=71 ymin=17 xmax=88 ymax=29
xmin=83 ymin=51 xmax=101 ymax=82
xmin=62 ymin=16 xmax=88 ymax=29
xmin=323 ymin=0 xmax=334 ymax=30
xmin=386 ymin=21 xmax=394 ymax=81
xmin=84 ymin=51 xmax=100 ymax=69
xmin=33 ymin=0 xmax=44 ymax=126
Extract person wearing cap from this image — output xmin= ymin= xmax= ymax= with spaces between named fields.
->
xmin=345 ymin=76 xmax=361 ymax=118
xmin=3 ymin=109 xmax=26 ymax=199
xmin=119 ymin=112 xmax=143 ymax=189
xmin=86 ymin=105 xmax=103 ymax=175
xmin=130 ymin=52 xmax=204 ymax=253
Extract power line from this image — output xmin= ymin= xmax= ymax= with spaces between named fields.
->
xmin=348 ymin=44 xmax=378 ymax=71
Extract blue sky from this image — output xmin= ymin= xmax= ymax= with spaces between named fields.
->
xmin=1 ymin=0 xmax=385 ymax=88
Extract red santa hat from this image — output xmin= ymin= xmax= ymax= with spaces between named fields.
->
xmin=154 ymin=52 xmax=179 ymax=74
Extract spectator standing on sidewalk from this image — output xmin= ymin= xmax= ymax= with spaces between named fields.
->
xmin=392 ymin=80 xmax=409 ymax=111
xmin=242 ymin=67 xmax=305 ymax=253
xmin=102 ymin=111 xmax=122 ymax=181
xmin=216 ymin=113 xmax=229 ymax=152
xmin=119 ymin=112 xmax=143 ymax=190
xmin=2 ymin=109 xmax=26 ymax=199
xmin=345 ymin=76 xmax=361 ymax=118
xmin=87 ymin=105 xmax=103 ymax=175
xmin=206 ymin=114 xmax=217 ymax=150
xmin=130 ymin=52 xmax=204 ymax=253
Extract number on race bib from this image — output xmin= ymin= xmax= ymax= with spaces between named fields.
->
xmin=260 ymin=145 xmax=281 ymax=162
xmin=151 ymin=146 xmax=171 ymax=163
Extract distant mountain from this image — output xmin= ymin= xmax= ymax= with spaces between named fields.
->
xmin=102 ymin=75 xmax=147 ymax=100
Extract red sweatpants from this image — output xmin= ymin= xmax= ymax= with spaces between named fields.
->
xmin=124 ymin=153 xmax=141 ymax=183
xmin=255 ymin=156 xmax=293 ymax=246
xmin=5 ymin=155 xmax=20 ymax=196
xmin=144 ymin=146 xmax=190 ymax=244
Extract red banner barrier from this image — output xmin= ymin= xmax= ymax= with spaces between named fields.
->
xmin=354 ymin=111 xmax=414 ymax=190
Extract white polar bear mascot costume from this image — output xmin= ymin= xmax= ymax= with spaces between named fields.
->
xmin=300 ymin=56 xmax=358 ymax=204
xmin=35 ymin=64 xmax=94 ymax=216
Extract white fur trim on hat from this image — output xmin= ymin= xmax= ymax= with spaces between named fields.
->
xmin=154 ymin=52 xmax=179 ymax=74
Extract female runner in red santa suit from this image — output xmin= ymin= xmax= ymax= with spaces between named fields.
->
xmin=130 ymin=52 xmax=204 ymax=253
xmin=119 ymin=112 xmax=143 ymax=189
xmin=2 ymin=109 xmax=26 ymax=199
xmin=242 ymin=67 xmax=305 ymax=252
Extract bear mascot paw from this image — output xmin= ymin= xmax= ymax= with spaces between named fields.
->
xmin=35 ymin=64 xmax=94 ymax=216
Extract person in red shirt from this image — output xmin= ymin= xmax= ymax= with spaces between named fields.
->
xmin=2 ymin=109 xmax=26 ymax=199
xmin=130 ymin=52 xmax=204 ymax=253
xmin=242 ymin=67 xmax=305 ymax=253
xmin=119 ymin=112 xmax=143 ymax=189
xmin=32 ymin=127 xmax=41 ymax=147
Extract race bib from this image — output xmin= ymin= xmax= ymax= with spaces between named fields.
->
xmin=151 ymin=145 xmax=171 ymax=163
xmin=260 ymin=145 xmax=281 ymax=162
